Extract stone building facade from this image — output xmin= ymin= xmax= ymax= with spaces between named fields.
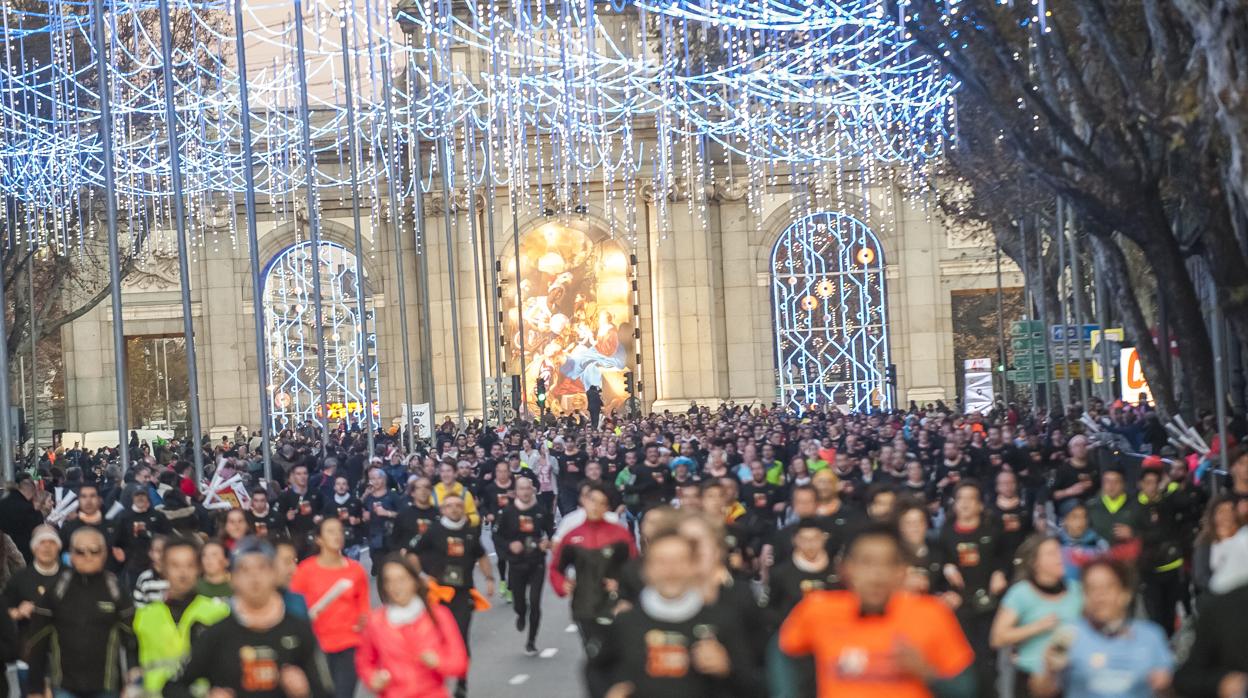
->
xmin=57 ymin=166 xmax=1021 ymax=435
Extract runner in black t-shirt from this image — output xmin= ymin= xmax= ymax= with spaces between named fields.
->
xmin=246 ymin=490 xmax=285 ymax=540
xmin=412 ymin=493 xmax=496 ymax=698
xmin=164 ymin=537 xmax=332 ymax=698
xmin=277 ymin=464 xmax=322 ymax=558
xmin=938 ymin=480 xmax=1008 ymax=693
xmin=556 ymin=441 xmax=588 ymax=515
xmin=320 ymin=475 xmax=368 ymax=555
xmin=739 ymin=461 xmax=783 ymax=526
xmin=593 ymin=531 xmax=752 ymax=698
xmin=393 ymin=477 xmax=439 ymax=552
xmin=495 ymin=477 xmax=555 ymax=654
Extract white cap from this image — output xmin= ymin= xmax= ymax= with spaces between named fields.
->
xmin=30 ymin=524 xmax=61 ymax=550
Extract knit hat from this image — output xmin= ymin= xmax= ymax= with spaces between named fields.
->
xmin=30 ymin=524 xmax=61 ymax=551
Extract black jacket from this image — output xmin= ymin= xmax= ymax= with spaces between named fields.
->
xmin=1175 ymin=583 xmax=1248 ymax=697
xmin=24 ymin=570 xmax=137 ymax=694
xmin=0 ymin=491 xmax=42 ymax=564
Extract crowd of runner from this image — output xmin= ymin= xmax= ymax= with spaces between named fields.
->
xmin=0 ymin=397 xmax=1245 ymax=697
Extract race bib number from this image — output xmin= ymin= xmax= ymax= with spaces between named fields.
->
xmin=644 ymin=631 xmax=690 ymax=678
xmin=447 ymin=537 xmax=465 ymax=558
xmin=239 ymin=646 xmax=278 ymax=691
xmin=956 ymin=542 xmax=980 ymax=567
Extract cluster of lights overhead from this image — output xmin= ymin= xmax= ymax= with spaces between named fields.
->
xmin=0 ymin=0 xmax=955 ymax=254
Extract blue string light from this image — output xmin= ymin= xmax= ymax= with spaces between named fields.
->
xmin=0 ymin=0 xmax=956 ymax=251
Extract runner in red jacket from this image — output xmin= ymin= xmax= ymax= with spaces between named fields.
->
xmin=549 ymin=483 xmax=637 ymax=696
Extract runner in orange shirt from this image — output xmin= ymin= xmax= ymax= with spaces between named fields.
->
xmin=779 ymin=522 xmax=977 ymax=698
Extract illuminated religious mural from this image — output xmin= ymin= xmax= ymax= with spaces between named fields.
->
xmin=503 ymin=222 xmax=633 ymax=415
xmin=262 ymin=241 xmax=379 ymax=430
xmin=771 ymin=212 xmax=891 ymax=411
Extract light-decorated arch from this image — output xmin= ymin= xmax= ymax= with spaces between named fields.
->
xmin=771 ymin=212 xmax=891 ymax=411
xmin=501 ymin=221 xmax=634 ymax=416
xmin=262 ymin=241 xmax=379 ymax=430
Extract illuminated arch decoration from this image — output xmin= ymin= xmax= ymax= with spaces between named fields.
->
xmin=262 ymin=240 xmax=378 ymax=430
xmin=771 ymin=212 xmax=891 ymax=411
xmin=501 ymin=221 xmax=634 ymax=416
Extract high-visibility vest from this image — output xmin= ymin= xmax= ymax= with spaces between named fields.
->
xmin=132 ymin=594 xmax=230 ymax=693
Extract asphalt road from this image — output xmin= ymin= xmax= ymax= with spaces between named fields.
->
xmin=462 ymin=567 xmax=585 ymax=696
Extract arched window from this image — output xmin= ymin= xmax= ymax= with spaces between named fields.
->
xmin=262 ymin=241 xmax=378 ymax=430
xmin=771 ymin=212 xmax=891 ymax=411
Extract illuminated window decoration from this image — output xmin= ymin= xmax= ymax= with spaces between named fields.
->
xmin=772 ymin=212 xmax=891 ymax=411
xmin=262 ymin=241 xmax=378 ymax=431
xmin=501 ymin=221 xmax=633 ymax=416
xmin=0 ymin=0 xmax=954 ymax=255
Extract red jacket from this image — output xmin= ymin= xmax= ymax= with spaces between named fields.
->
xmin=550 ymin=518 xmax=637 ymax=600
xmin=355 ymin=605 xmax=467 ymax=698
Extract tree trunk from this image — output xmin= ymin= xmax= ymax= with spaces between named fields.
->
xmin=1137 ymin=227 xmax=1218 ymax=416
xmin=1089 ymin=235 xmax=1180 ymax=418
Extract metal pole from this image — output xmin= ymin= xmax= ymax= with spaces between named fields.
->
xmin=1056 ymin=200 xmax=1071 ymax=406
xmin=17 ymin=358 xmax=25 ymax=442
xmin=483 ymin=16 xmax=504 ymax=423
xmin=233 ymin=0 xmax=272 ymax=480
xmin=158 ymin=0 xmax=205 ymax=480
xmin=1211 ymin=303 xmax=1230 ymax=478
xmin=995 ymin=243 xmax=1008 ymax=405
xmin=1019 ymin=218 xmax=1038 ymax=407
xmin=27 ymin=257 xmax=36 ymax=468
xmin=0 ymin=256 xmax=13 ymax=481
xmin=380 ymin=48 xmax=415 ymax=454
xmin=1095 ymin=249 xmax=1114 ymax=402
xmin=464 ymin=134 xmax=489 ymax=425
xmin=1067 ymin=211 xmax=1090 ymax=405
xmin=406 ymin=55 xmax=436 ymax=434
xmin=162 ymin=340 xmax=171 ymax=427
xmin=338 ymin=12 xmax=375 ymax=456
xmin=482 ymin=138 xmax=503 ymax=422
xmin=91 ymin=0 xmax=130 ymax=470
xmin=1036 ymin=215 xmax=1057 ymax=412
xmin=427 ymin=24 xmax=465 ymax=427
xmin=293 ymin=0 xmax=331 ymax=455
xmin=510 ymin=194 xmax=527 ymax=410
xmin=438 ymin=134 xmax=466 ymax=427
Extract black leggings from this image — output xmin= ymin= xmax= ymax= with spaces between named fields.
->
xmin=510 ymin=560 xmax=546 ymax=644
xmin=1142 ymin=566 xmax=1184 ymax=637
xmin=448 ymin=588 xmax=476 ymax=698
